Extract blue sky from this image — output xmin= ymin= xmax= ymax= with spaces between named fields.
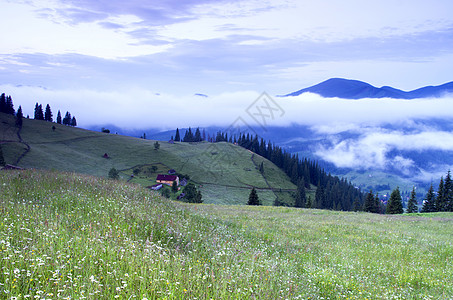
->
xmin=1 ymin=0 xmax=453 ymax=127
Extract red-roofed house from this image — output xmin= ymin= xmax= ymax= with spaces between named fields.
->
xmin=156 ymin=174 xmax=179 ymax=186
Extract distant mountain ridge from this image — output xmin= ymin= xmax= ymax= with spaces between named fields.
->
xmin=282 ymin=78 xmax=453 ymax=99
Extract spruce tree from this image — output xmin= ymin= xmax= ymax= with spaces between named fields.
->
xmin=294 ymin=178 xmax=306 ymax=208
xmin=363 ymin=189 xmax=376 ymax=213
xmin=305 ymin=195 xmax=312 ymax=208
xmin=407 ymin=187 xmax=418 ymax=213
xmin=175 ymin=128 xmax=180 ymax=142
xmin=56 ymin=110 xmax=62 ymax=124
xmin=435 ymin=177 xmax=444 ymax=212
xmin=422 ymin=184 xmax=436 ymax=213
xmin=386 ymin=187 xmax=403 ymax=214
xmin=172 ymin=181 xmax=178 ymax=193
xmin=71 ymin=116 xmax=77 ymax=127
xmin=15 ymin=106 xmax=23 ymax=128
xmin=0 ymin=93 xmax=5 ymax=113
xmin=443 ymin=171 xmax=453 ymax=212
xmin=44 ymin=104 xmax=53 ymax=122
xmin=374 ymin=193 xmax=382 ymax=214
xmin=194 ymin=127 xmax=202 ymax=142
xmin=248 ymin=188 xmax=260 ymax=205
xmin=5 ymin=96 xmax=14 ymax=115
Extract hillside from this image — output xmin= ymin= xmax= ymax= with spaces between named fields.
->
xmin=282 ymin=78 xmax=453 ymax=99
xmin=0 ymin=113 xmax=298 ymax=205
xmin=1 ymin=170 xmax=452 ymax=299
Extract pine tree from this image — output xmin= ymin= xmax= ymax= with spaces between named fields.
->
xmin=435 ymin=177 xmax=444 ymax=212
xmin=259 ymin=162 xmax=264 ymax=174
xmin=56 ymin=110 xmax=62 ymax=124
xmin=363 ymin=190 xmax=376 ymax=213
xmin=15 ymin=105 xmax=23 ymax=128
xmin=34 ymin=103 xmax=44 ymax=120
xmin=386 ymin=187 xmax=403 ymax=214
xmin=294 ymin=178 xmax=306 ymax=208
xmin=172 ymin=181 xmax=178 ymax=193
xmin=175 ymin=128 xmax=180 ymax=142
xmin=44 ymin=104 xmax=53 ymax=122
xmin=407 ymin=187 xmax=418 ymax=213
xmin=0 ymin=93 xmax=6 ymax=113
xmin=154 ymin=141 xmax=160 ymax=150
xmin=63 ymin=112 xmax=71 ymax=125
xmin=374 ymin=193 xmax=382 ymax=214
xmin=305 ymin=195 xmax=312 ymax=208
xmin=248 ymin=188 xmax=260 ymax=205
xmin=71 ymin=116 xmax=77 ymax=127
xmin=194 ymin=127 xmax=202 ymax=142
xmin=443 ymin=171 xmax=453 ymax=212
xmin=184 ymin=183 xmax=203 ymax=203
xmin=5 ymin=96 xmax=14 ymax=115
xmin=422 ymin=184 xmax=436 ymax=213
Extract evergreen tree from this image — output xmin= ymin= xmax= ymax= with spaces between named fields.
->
xmin=294 ymin=178 xmax=306 ymax=208
xmin=34 ymin=103 xmax=44 ymax=120
xmin=172 ymin=181 xmax=178 ymax=193
xmin=422 ymin=184 xmax=436 ymax=213
xmin=407 ymin=187 xmax=418 ymax=213
xmin=44 ymin=104 xmax=53 ymax=122
xmin=108 ymin=168 xmax=119 ymax=180
xmin=248 ymin=188 xmax=260 ymax=205
xmin=314 ymin=183 xmax=325 ymax=209
xmin=374 ymin=193 xmax=382 ymax=214
xmin=443 ymin=171 xmax=453 ymax=212
xmin=56 ymin=110 xmax=62 ymax=124
xmin=154 ymin=141 xmax=160 ymax=150
xmin=0 ymin=93 xmax=5 ymax=113
xmin=184 ymin=183 xmax=203 ymax=203
xmin=5 ymin=96 xmax=14 ymax=115
xmin=386 ymin=187 xmax=403 ymax=214
xmin=194 ymin=127 xmax=202 ymax=142
xmin=175 ymin=128 xmax=181 ymax=142
xmin=62 ymin=112 xmax=71 ymax=125
xmin=15 ymin=105 xmax=23 ymax=128
xmin=0 ymin=144 xmax=5 ymax=167
xmin=435 ymin=177 xmax=444 ymax=212
xmin=305 ymin=195 xmax=312 ymax=208
xmin=363 ymin=190 xmax=378 ymax=213
xmin=183 ymin=127 xmax=194 ymax=142
xmin=71 ymin=116 xmax=77 ymax=127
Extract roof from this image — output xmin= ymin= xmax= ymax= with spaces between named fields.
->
xmin=156 ymin=174 xmax=178 ymax=181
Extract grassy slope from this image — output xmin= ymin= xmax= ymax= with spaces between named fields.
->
xmin=0 ymin=113 xmax=296 ymax=205
xmin=1 ymin=170 xmax=452 ymax=299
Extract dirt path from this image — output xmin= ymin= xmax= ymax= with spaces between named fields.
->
xmin=14 ymin=125 xmax=31 ymax=165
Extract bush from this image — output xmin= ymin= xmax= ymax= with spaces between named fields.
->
xmin=108 ymin=168 xmax=119 ymax=180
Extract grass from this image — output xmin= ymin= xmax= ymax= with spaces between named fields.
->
xmin=1 ymin=169 xmax=452 ymax=299
xmin=0 ymin=113 xmax=296 ymax=205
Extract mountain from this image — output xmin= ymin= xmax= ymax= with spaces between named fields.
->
xmin=282 ymin=78 xmax=453 ymax=99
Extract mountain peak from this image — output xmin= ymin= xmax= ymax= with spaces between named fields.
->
xmin=282 ymin=78 xmax=453 ymax=99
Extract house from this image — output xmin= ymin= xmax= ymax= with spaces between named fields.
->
xmin=103 ymin=153 xmax=110 ymax=159
xmin=156 ymin=174 xmax=179 ymax=186
xmin=149 ymin=183 xmax=163 ymax=190
xmin=180 ymin=178 xmax=188 ymax=187
xmin=168 ymin=169 xmax=176 ymax=175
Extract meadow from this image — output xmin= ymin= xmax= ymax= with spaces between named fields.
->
xmin=0 ymin=113 xmax=297 ymax=206
xmin=1 ymin=169 xmax=452 ymax=299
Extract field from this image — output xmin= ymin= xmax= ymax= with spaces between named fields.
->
xmin=1 ymin=170 xmax=452 ymax=299
xmin=0 ymin=113 xmax=298 ymax=205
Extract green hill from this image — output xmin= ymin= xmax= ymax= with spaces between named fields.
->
xmin=1 ymin=170 xmax=451 ymax=299
xmin=0 ymin=113 xmax=299 ymax=205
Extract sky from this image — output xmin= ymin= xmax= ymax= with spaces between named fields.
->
xmin=1 ymin=0 xmax=453 ymax=177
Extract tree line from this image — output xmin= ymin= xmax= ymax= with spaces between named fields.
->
xmin=0 ymin=93 xmax=77 ymax=127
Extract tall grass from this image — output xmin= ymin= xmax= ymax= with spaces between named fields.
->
xmin=1 ymin=170 xmax=452 ymax=299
